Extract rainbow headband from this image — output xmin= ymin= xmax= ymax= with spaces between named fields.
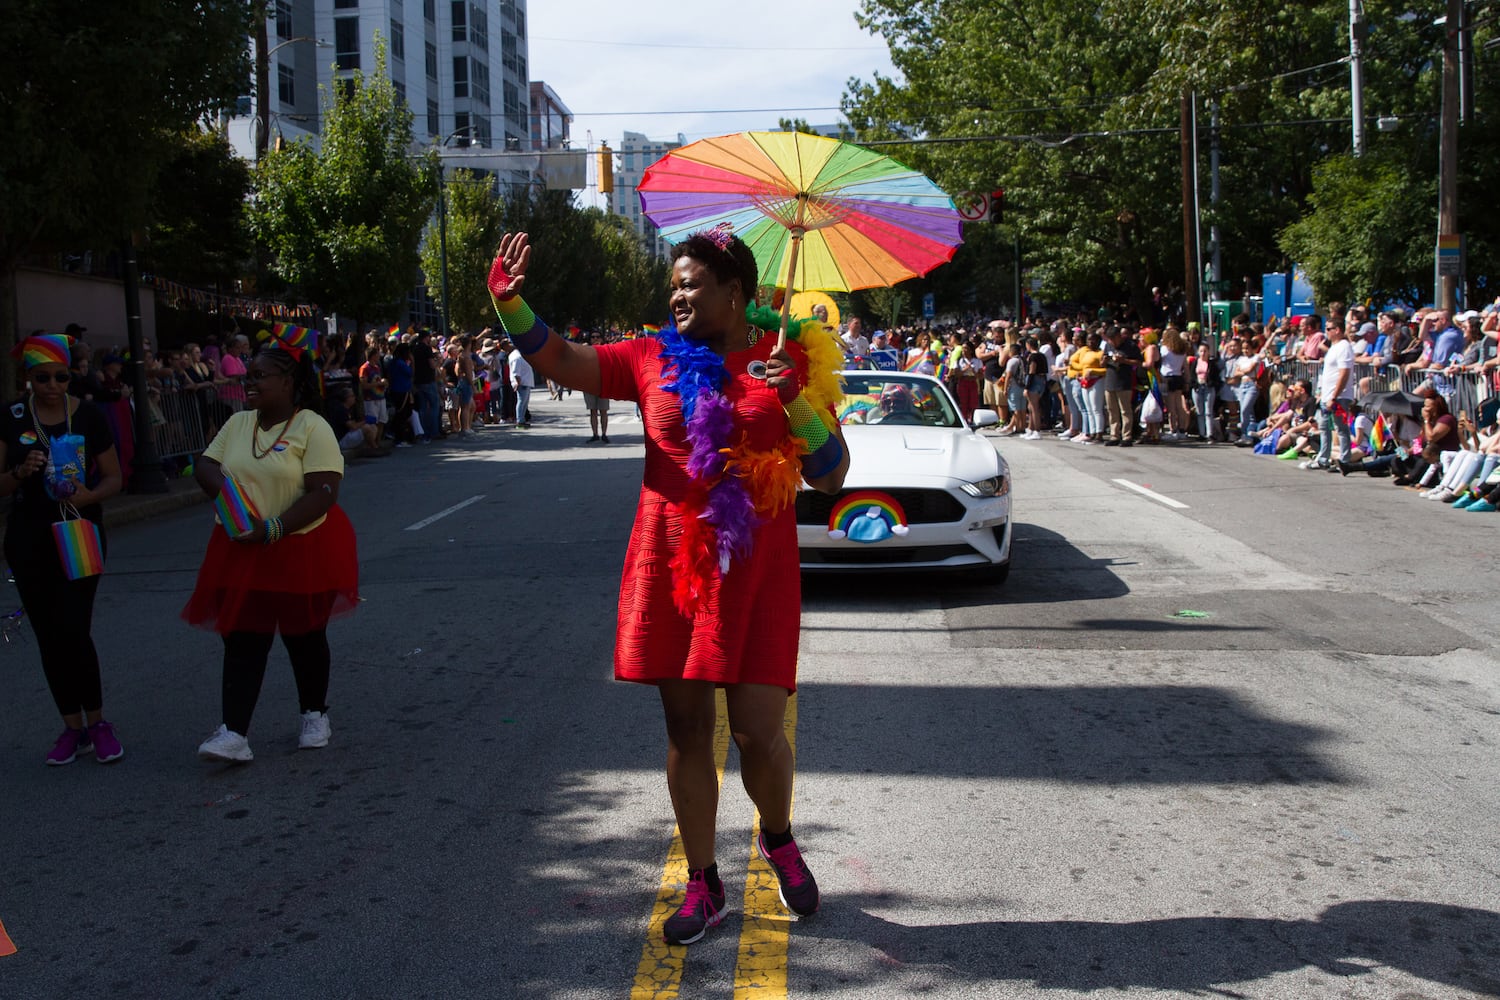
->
xmin=12 ymin=334 xmax=73 ymax=369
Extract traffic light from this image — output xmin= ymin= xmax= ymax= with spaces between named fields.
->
xmin=990 ymin=189 xmax=1004 ymax=224
xmin=597 ymin=142 xmax=614 ymax=194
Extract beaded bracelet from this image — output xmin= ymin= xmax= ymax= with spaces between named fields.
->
xmin=263 ymin=516 xmax=284 ymax=545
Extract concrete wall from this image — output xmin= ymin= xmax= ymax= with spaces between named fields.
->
xmin=16 ymin=266 xmax=156 ymax=350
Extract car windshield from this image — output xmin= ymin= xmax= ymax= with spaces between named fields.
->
xmin=837 ymin=375 xmax=962 ymax=428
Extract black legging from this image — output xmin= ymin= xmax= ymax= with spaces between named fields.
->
xmin=222 ymin=629 xmax=330 ymax=736
xmin=5 ymin=526 xmax=106 ymax=717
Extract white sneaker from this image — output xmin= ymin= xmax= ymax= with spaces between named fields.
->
xmin=1076 ymin=436 xmax=1092 ymax=445
xmin=198 ymin=725 xmax=253 ymax=763
xmin=1057 ymin=431 xmax=1074 ymax=440
xmin=395 ymin=441 xmax=412 ymax=448
xmin=299 ymin=711 xmax=332 ymax=749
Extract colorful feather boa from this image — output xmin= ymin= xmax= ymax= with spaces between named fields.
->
xmin=657 ymin=315 xmax=843 ymax=616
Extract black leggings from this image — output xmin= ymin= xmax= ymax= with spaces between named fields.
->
xmin=6 ymin=527 xmax=105 ymax=717
xmin=222 ymin=629 xmax=330 ymax=736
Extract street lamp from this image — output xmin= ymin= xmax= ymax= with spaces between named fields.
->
xmin=434 ymin=127 xmax=476 ymax=337
xmin=255 ymin=35 xmax=330 ymax=160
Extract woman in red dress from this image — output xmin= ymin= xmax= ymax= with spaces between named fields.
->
xmin=489 ymin=227 xmax=849 ymax=945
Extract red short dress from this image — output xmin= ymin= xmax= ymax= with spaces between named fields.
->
xmin=596 ymin=336 xmax=804 ymax=692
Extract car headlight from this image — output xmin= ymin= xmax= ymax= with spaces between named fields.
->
xmin=960 ymin=475 xmax=1009 ymax=498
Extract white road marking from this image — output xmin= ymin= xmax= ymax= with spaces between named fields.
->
xmin=1111 ymin=478 xmax=1190 ymax=509
xmin=403 ymin=494 xmax=487 ymax=531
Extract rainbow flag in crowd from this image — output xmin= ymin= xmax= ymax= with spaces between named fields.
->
xmin=1146 ymin=369 xmax=1164 ymax=403
xmin=387 ymin=323 xmax=401 ymax=337
xmin=270 ymin=322 xmax=319 ymax=356
xmin=641 ymin=324 xmax=660 ymax=337
xmin=1369 ymin=414 xmax=1389 ymax=453
xmin=903 ymin=350 xmax=934 ymax=373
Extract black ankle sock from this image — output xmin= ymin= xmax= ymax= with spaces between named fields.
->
xmin=762 ymin=826 xmax=794 ymax=851
xmin=689 ymin=863 xmax=722 ymax=893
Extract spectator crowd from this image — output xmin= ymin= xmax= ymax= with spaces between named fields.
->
xmin=835 ymin=300 xmax=1500 ymax=511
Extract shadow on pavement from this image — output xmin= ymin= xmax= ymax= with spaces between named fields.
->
xmin=795 ymin=898 xmax=1500 ymax=996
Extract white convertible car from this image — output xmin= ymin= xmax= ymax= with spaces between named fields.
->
xmin=795 ymin=371 xmax=1012 ymax=582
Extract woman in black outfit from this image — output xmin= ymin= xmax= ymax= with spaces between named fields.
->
xmin=0 ymin=334 xmax=125 ymax=765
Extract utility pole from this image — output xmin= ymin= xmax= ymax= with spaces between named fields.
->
xmin=254 ymin=3 xmax=270 ymax=160
xmin=1180 ymin=93 xmax=1200 ymax=327
xmin=121 ymin=235 xmax=167 ymax=493
xmin=1437 ymin=0 xmax=1461 ymax=310
xmin=1350 ymin=0 xmax=1366 ymax=155
xmin=1209 ymin=101 xmax=1222 ymax=292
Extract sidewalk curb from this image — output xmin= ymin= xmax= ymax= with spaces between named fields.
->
xmin=103 ymin=484 xmax=212 ymax=529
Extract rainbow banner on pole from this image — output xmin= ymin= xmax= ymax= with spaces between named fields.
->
xmin=214 ymin=469 xmax=260 ymax=537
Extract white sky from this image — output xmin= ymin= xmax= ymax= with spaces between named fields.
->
xmin=526 ymin=0 xmax=899 ymax=156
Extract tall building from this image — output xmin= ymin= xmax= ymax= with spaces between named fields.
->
xmin=611 ymin=130 xmax=683 ymax=260
xmin=232 ymin=0 xmax=532 ymax=166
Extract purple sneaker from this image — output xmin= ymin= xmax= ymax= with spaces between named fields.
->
xmin=45 ymin=727 xmax=93 ymax=766
xmin=662 ymin=870 xmax=726 ymax=945
xmin=88 ymin=719 xmax=124 ymax=764
xmin=757 ymin=832 xmax=820 ymax=916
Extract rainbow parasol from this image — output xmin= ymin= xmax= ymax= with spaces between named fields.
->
xmin=637 ymin=131 xmax=961 ymax=347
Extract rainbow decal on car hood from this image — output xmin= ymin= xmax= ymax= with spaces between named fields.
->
xmin=828 ymin=490 xmax=910 ymax=543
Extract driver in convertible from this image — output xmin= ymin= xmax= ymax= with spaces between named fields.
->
xmin=878 ymin=383 xmax=919 ymax=423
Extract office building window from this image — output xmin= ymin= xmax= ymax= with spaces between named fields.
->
xmin=390 ymin=19 xmax=405 ymax=60
xmin=454 ymin=111 xmax=470 ymax=145
xmin=424 ymin=0 xmax=435 ymax=21
xmin=335 ymin=0 xmax=358 ymax=8
xmin=277 ymin=61 xmax=295 ymax=105
xmin=393 ymin=78 xmax=406 ymax=104
xmin=427 ymin=99 xmax=439 ymax=137
xmin=334 ymin=18 xmax=360 ymax=70
xmin=514 ymin=9 xmax=525 ymax=37
xmin=337 ymin=78 xmax=356 ymax=103
xmin=469 ymin=5 xmax=487 ymax=51
xmin=274 ymin=0 xmax=293 ymax=40
xmin=425 ymin=41 xmax=438 ymax=80
xmin=472 ymin=62 xmax=489 ymax=106
xmin=452 ymin=56 xmax=468 ymax=98
xmin=451 ymin=0 xmax=466 ymax=43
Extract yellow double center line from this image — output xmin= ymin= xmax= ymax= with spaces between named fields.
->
xmin=631 ymin=690 xmax=799 ymax=999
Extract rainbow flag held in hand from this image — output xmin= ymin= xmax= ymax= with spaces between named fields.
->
xmin=641 ymin=324 xmax=660 ymax=337
xmin=1369 ymin=413 xmax=1389 ymax=453
xmin=387 ymin=323 xmax=401 ymax=337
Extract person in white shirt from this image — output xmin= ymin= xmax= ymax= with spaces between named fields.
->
xmin=1309 ymin=320 xmax=1356 ymax=470
xmin=841 ymin=317 xmax=870 ymax=357
xmin=509 ymin=346 xmax=535 ymax=428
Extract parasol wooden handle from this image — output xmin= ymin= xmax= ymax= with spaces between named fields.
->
xmin=777 ymin=229 xmax=805 ymax=354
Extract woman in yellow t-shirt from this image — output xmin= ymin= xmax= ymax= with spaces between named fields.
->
xmin=183 ymin=343 xmax=359 ymax=763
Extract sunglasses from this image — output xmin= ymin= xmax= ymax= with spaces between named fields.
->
xmin=30 ymin=371 xmax=72 ymax=385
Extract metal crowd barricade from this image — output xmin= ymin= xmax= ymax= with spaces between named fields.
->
xmin=151 ymin=384 xmax=218 ymax=460
xmin=1264 ymin=359 xmax=1493 ymax=405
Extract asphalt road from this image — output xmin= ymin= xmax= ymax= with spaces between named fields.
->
xmin=1 ymin=398 xmax=1497 ymax=1000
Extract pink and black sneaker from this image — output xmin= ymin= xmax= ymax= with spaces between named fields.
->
xmin=45 ymin=727 xmax=93 ymax=766
xmin=663 ymin=870 xmax=726 ymax=946
xmin=757 ymin=832 xmax=820 ymax=917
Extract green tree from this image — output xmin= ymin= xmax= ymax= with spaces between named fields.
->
xmin=864 ymin=284 xmax=912 ymax=330
xmin=0 ymin=0 xmax=251 ymax=389
xmin=144 ymin=129 xmax=255 ymax=287
xmin=251 ymin=41 xmax=438 ymax=359
xmin=419 ymin=169 xmax=506 ymax=332
xmin=496 ymin=187 xmax=603 ymax=328
xmin=843 ymin=0 xmax=1492 ymax=313
xmin=590 ymin=210 xmax=667 ymax=329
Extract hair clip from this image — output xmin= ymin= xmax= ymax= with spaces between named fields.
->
xmin=696 ymin=221 xmax=736 ymax=252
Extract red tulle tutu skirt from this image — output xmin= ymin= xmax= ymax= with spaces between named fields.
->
xmin=181 ymin=505 xmax=359 ymax=635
